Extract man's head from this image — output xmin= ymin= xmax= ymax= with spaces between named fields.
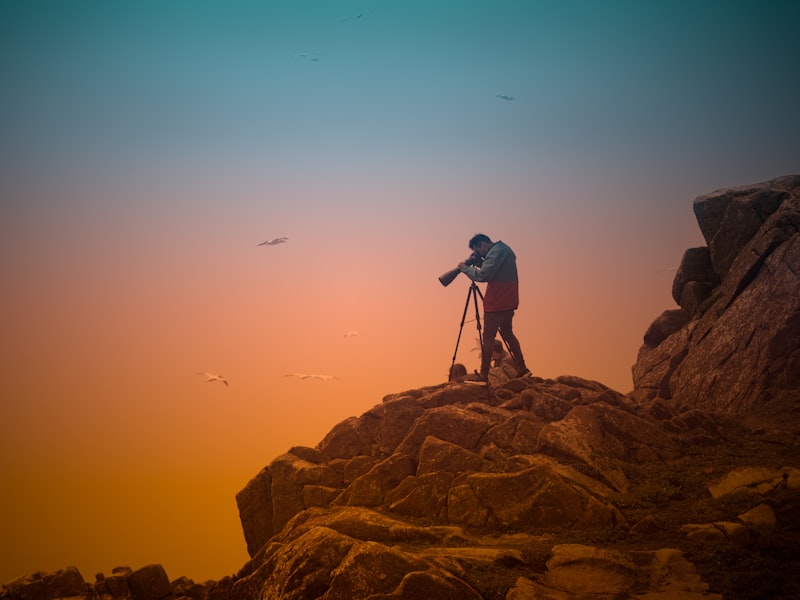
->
xmin=468 ymin=233 xmax=493 ymax=256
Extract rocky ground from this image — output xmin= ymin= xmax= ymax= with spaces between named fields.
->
xmin=2 ymin=377 xmax=798 ymax=600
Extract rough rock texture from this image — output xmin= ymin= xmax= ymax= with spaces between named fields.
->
xmin=222 ymin=373 xmax=799 ymax=600
xmin=632 ymin=174 xmax=800 ymax=419
xmin=236 ymin=379 xmax=648 ymax=557
xmin=0 ymin=564 xmax=196 ymax=600
xmin=4 ymin=383 xmax=799 ymax=600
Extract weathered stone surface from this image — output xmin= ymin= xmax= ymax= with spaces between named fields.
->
xmin=642 ymin=308 xmax=691 ymax=347
xmin=707 ymin=466 xmax=799 ymax=499
xmin=633 ymin=174 xmax=800 ymax=418
xmin=235 ymin=467 xmax=273 ymax=557
xmin=672 ymin=246 xmax=719 ymax=307
xmin=1 ymin=567 xmax=87 ymax=600
xmin=738 ymin=503 xmax=777 ymax=530
xmin=235 ymin=377 xmax=673 ymax=563
xmin=126 ymin=564 xmax=171 ymax=600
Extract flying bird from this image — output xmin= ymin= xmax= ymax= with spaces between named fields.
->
xmin=284 ymin=373 xmax=338 ymax=381
xmin=258 ymin=237 xmax=288 ymax=246
xmin=343 ymin=331 xmax=360 ymax=338
xmin=197 ymin=372 xmax=229 ymax=386
xmin=496 ymin=94 xmax=515 ymax=101
xmin=292 ymin=52 xmax=321 ymax=62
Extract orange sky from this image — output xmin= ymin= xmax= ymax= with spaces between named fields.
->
xmin=1 ymin=168 xmax=707 ymax=583
xmin=2 ymin=0 xmax=799 ymax=586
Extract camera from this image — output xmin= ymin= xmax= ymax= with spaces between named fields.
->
xmin=438 ymin=250 xmax=483 ymax=287
xmin=465 ymin=250 xmax=484 ymax=268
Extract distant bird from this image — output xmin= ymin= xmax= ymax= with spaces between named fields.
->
xmin=197 ymin=372 xmax=229 ymax=387
xmin=496 ymin=94 xmax=515 ymax=101
xmin=258 ymin=237 xmax=288 ymax=246
xmin=657 ymin=266 xmax=678 ymax=274
xmin=340 ymin=9 xmax=373 ymax=22
xmin=343 ymin=331 xmax=360 ymax=338
xmin=284 ymin=373 xmax=338 ymax=381
xmin=291 ymin=52 xmax=320 ymax=62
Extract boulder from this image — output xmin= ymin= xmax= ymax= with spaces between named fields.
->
xmin=0 ymin=567 xmax=87 ymax=600
xmin=633 ymin=175 xmax=800 ymax=419
xmin=126 ymin=564 xmax=172 ymax=600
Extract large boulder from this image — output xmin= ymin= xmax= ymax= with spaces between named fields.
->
xmin=236 ymin=376 xmax=660 ymax=562
xmin=633 ymin=175 xmax=800 ymax=420
xmin=0 ymin=567 xmax=87 ymax=600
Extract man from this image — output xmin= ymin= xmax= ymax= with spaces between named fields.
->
xmin=458 ymin=233 xmax=530 ymax=382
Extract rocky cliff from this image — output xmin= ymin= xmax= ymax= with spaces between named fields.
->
xmin=3 ymin=176 xmax=799 ymax=600
xmin=632 ymin=174 xmax=800 ymax=420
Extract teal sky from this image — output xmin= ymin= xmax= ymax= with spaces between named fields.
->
xmin=3 ymin=1 xmax=797 ymax=181
xmin=1 ymin=0 xmax=799 ymax=586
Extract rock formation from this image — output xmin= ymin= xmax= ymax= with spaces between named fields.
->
xmin=632 ymin=174 xmax=800 ymax=419
xmin=3 ymin=176 xmax=799 ymax=600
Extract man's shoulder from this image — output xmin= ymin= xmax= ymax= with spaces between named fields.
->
xmin=491 ymin=240 xmax=515 ymax=257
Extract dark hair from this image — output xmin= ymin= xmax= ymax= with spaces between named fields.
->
xmin=468 ymin=233 xmax=492 ymax=250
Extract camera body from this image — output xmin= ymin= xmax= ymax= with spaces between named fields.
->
xmin=438 ymin=250 xmax=483 ymax=287
xmin=465 ymin=250 xmax=484 ymax=268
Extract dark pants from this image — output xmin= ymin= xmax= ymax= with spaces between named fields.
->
xmin=481 ymin=309 xmax=526 ymax=378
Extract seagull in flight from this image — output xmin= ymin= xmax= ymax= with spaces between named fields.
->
xmin=284 ymin=373 xmax=338 ymax=381
xmin=258 ymin=237 xmax=288 ymax=246
xmin=343 ymin=331 xmax=360 ymax=338
xmin=496 ymin=94 xmax=515 ymax=101
xmin=197 ymin=372 xmax=229 ymax=387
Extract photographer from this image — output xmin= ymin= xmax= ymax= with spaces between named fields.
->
xmin=457 ymin=234 xmax=530 ymax=382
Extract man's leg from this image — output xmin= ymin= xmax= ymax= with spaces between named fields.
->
xmin=481 ymin=312 xmax=501 ymax=379
xmin=498 ymin=310 xmax=528 ymax=374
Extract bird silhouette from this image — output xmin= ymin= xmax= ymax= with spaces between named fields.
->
xmin=197 ymin=372 xmax=229 ymax=386
xmin=343 ymin=331 xmax=360 ymax=337
xmin=284 ymin=373 xmax=338 ymax=381
xmin=258 ymin=237 xmax=288 ymax=246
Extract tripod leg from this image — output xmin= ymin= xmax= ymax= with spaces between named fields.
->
xmin=471 ymin=284 xmax=484 ymax=370
xmin=449 ymin=283 xmax=475 ymax=377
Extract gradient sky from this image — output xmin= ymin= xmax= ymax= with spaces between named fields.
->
xmin=2 ymin=0 xmax=798 ymax=585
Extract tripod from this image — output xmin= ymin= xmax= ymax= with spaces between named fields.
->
xmin=449 ymin=282 xmax=514 ymax=381
xmin=450 ymin=282 xmax=493 ymax=379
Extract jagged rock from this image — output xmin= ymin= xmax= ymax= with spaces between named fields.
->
xmin=95 ymin=569 xmax=131 ymax=598
xmin=738 ymin=503 xmax=777 ymax=530
xmin=0 ymin=567 xmax=88 ymax=600
xmin=707 ymin=466 xmax=799 ymax=499
xmin=170 ymin=576 xmax=206 ymax=600
xmin=236 ymin=377 xmax=661 ymax=561
xmin=506 ymin=546 xmax=722 ymax=599
xmin=126 ymin=564 xmax=172 ymax=600
xmin=633 ymin=174 xmax=800 ymax=419
xmin=235 ymin=467 xmax=273 ymax=558
xmin=226 ymin=374 xmax=773 ymax=599
xmin=671 ymin=247 xmax=719 ymax=312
